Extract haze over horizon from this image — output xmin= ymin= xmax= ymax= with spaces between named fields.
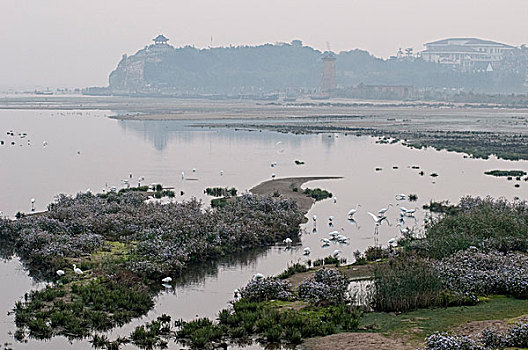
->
xmin=1 ymin=0 xmax=527 ymax=89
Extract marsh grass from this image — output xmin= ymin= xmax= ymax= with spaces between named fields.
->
xmin=422 ymin=197 xmax=528 ymax=259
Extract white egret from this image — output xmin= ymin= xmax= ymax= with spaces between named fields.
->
xmin=56 ymin=270 xmax=65 ymax=277
xmin=378 ymin=204 xmax=393 ymax=216
xmin=271 ymin=173 xmax=276 ymax=179
xmin=348 ymin=204 xmax=361 ymax=218
xmin=396 ymin=223 xmax=410 ymax=235
xmin=303 ymin=247 xmax=311 ymax=255
xmin=181 ymin=172 xmax=185 ymax=180
xmin=388 ymin=238 xmax=397 ymax=247
xmin=328 ymin=230 xmax=339 ymax=239
xmin=31 ymin=198 xmax=35 ymax=211
xmin=333 ymin=196 xmax=337 ymax=204
xmin=321 ymin=238 xmax=330 ymax=247
xmin=220 ymin=170 xmax=224 ymax=176
xmin=162 ymin=277 xmax=172 ymax=283
xmin=368 ymin=212 xmax=388 ymax=234
xmin=405 ymin=207 xmax=418 ymax=216
xmin=283 ymin=238 xmax=293 ymax=247
xmin=395 ymin=194 xmax=407 ymax=201
xmin=332 ymin=250 xmax=341 ymax=258
xmin=233 ymin=289 xmax=241 ymax=301
xmin=337 ymin=235 xmax=349 ymax=243
xmin=400 ymin=206 xmax=408 ymax=212
xmin=252 ymin=273 xmax=264 ymax=281
xmin=328 ymin=216 xmax=334 ymax=222
xmin=73 ymin=264 xmax=83 ymax=275
xmin=312 ymin=215 xmax=317 ymax=222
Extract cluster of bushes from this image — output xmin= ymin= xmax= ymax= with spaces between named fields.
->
xmin=418 ymin=197 xmax=528 ymax=259
xmin=205 ymin=187 xmax=238 ymax=197
xmin=14 ymin=277 xmax=153 ymax=340
xmin=426 ymin=320 xmax=528 ymax=350
xmin=4 ymin=191 xmax=305 ymax=341
xmin=371 ymin=196 xmax=528 ymax=313
xmin=239 ymin=277 xmax=294 ymax=302
xmin=303 ymin=188 xmax=333 ymax=201
xmin=298 ymin=269 xmax=351 ymax=306
xmin=437 ymin=248 xmax=528 ymax=298
xmin=176 ymin=268 xmax=359 ymax=348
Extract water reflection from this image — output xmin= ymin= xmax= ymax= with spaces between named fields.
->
xmin=117 ymin=119 xmax=307 ymax=152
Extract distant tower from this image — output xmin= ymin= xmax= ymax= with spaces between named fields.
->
xmin=321 ymin=52 xmax=336 ymax=92
xmin=153 ymin=34 xmax=169 ymax=45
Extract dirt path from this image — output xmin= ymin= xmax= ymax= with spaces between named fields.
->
xmin=249 ymin=176 xmax=342 ymax=212
xmin=302 ymin=332 xmax=414 ymax=350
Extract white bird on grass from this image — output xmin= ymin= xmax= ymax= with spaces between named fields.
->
xmin=73 ymin=264 xmax=83 ymax=275
xmin=162 ymin=277 xmax=172 ymax=283
xmin=283 ymin=237 xmax=293 ymax=247
xmin=56 ymin=270 xmax=65 ymax=277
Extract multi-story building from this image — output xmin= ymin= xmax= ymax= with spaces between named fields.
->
xmin=421 ymin=38 xmax=515 ymax=72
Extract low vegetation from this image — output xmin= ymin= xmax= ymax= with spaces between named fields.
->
xmin=205 ymin=187 xmax=238 ymax=197
xmin=303 ymin=187 xmax=333 ymax=201
xmin=174 ymin=268 xmax=360 ymax=348
xmin=484 ymin=169 xmax=527 ymax=177
xmin=371 ymin=196 xmax=528 ymax=316
xmin=1 ymin=191 xmax=304 ymax=341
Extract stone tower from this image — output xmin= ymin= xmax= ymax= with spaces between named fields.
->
xmin=321 ymin=52 xmax=337 ymax=92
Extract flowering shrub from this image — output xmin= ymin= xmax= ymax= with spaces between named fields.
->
xmin=298 ymin=268 xmax=350 ymax=306
xmin=425 ymin=332 xmax=486 ymax=350
xmin=5 ymin=192 xmax=304 ymax=280
xmin=437 ymin=248 xmax=528 ymax=298
xmin=239 ymin=277 xmax=293 ymax=302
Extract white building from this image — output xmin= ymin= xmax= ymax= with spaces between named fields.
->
xmin=421 ymin=38 xmax=515 ymax=72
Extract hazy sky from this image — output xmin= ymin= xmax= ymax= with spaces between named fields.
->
xmin=1 ymin=0 xmax=527 ymax=88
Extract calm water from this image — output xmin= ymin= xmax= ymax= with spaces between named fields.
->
xmin=1 ymin=109 xmax=527 ymax=349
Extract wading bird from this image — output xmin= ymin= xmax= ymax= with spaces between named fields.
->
xmin=303 ymin=247 xmax=311 ymax=255
xmin=332 ymin=250 xmax=341 ymax=258
xmin=252 ymin=273 xmax=264 ymax=281
xmin=162 ymin=277 xmax=172 ymax=283
xmin=405 ymin=207 xmax=418 ymax=216
xmin=368 ymin=212 xmax=388 ymax=234
xmin=396 ymin=223 xmax=410 ymax=236
xmin=56 ymin=269 xmax=65 ymax=277
xmin=378 ymin=204 xmax=393 ymax=216
xmin=283 ymin=238 xmax=292 ymax=247
xmin=347 ymin=204 xmax=361 ymax=218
